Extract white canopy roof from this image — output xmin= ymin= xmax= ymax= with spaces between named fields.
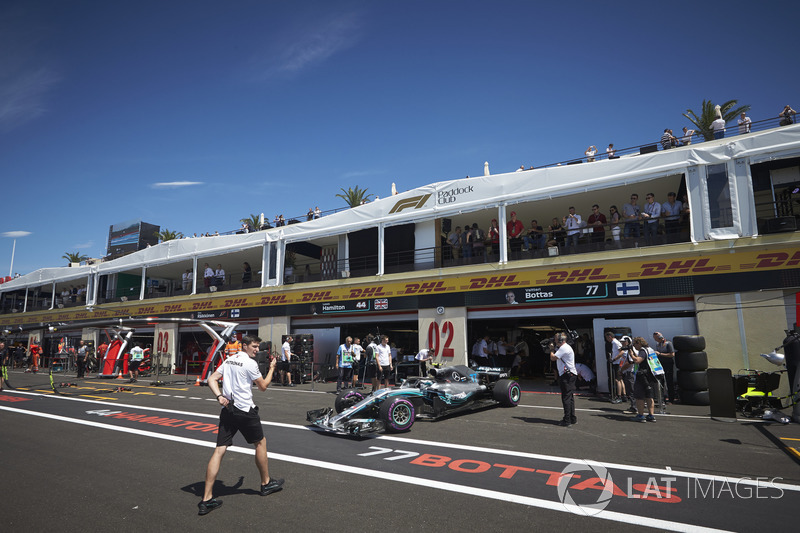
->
xmin=3 ymin=124 xmax=799 ymax=293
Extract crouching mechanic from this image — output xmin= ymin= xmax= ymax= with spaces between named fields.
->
xmin=199 ymin=335 xmax=284 ymax=515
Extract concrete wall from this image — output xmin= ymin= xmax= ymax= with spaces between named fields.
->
xmin=696 ymin=290 xmax=792 ymax=396
xmin=258 ymin=316 xmax=290 ymax=353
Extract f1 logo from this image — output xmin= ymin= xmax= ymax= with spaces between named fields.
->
xmin=388 ymin=194 xmax=431 ymax=214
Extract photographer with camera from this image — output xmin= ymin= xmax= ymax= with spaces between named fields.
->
xmin=550 ymin=333 xmax=578 ymax=427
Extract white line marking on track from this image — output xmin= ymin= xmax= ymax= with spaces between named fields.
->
xmin=9 ymin=390 xmax=800 ymax=494
xmin=0 ymin=402 xmax=733 ymax=533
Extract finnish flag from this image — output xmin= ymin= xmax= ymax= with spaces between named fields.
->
xmin=615 ymin=281 xmax=640 ymax=296
xmin=231 ymin=309 xmax=240 ymax=318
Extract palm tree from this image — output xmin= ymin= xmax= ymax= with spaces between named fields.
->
xmin=63 ymin=252 xmax=89 ymax=265
xmin=155 ymin=228 xmax=184 ymax=242
xmin=683 ymin=99 xmax=751 ymax=142
xmin=336 ymin=185 xmax=373 ymax=208
xmin=241 ymin=214 xmax=261 ymax=231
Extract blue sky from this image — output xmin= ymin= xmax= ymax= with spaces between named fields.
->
xmin=2 ymin=0 xmax=798 ymax=275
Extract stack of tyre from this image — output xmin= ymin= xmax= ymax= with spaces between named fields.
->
xmin=674 ymin=335 xmax=709 ymax=405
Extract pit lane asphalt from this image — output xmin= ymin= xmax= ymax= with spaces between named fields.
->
xmin=1 ymin=369 xmax=797 ymax=532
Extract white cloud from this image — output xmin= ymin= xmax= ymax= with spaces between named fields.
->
xmin=248 ymin=11 xmax=363 ymax=81
xmin=0 ymin=67 xmax=60 ymax=132
xmin=0 ymin=7 xmax=61 ymax=132
xmin=73 ymin=240 xmax=93 ymax=249
xmin=151 ymin=181 xmax=205 ymax=189
xmin=2 ymin=231 xmax=32 ymax=238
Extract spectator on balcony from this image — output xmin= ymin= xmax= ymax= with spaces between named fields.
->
xmin=606 ymin=143 xmax=618 ymax=159
xmin=314 ymin=206 xmax=321 ymax=219
xmin=215 ymin=264 xmax=225 ymax=287
xmin=738 ymin=112 xmax=752 ymax=134
xmin=609 ymin=205 xmax=622 ymax=248
xmin=661 ymin=192 xmax=683 ymax=242
xmin=306 ymin=208 xmax=314 ymax=221
xmin=563 ymin=207 xmax=582 ymax=249
xmin=661 ymin=129 xmax=678 ymax=150
xmin=711 ymin=116 xmax=726 ymax=139
xmin=242 ymin=262 xmax=252 ymax=284
xmin=623 ymin=193 xmax=641 ymax=239
xmin=680 ymin=127 xmax=695 ymax=146
xmin=548 ymin=217 xmax=565 ymax=247
xmin=641 ymin=193 xmax=662 ymax=244
xmin=507 ymin=211 xmax=524 ymax=253
xmin=587 ymin=205 xmax=607 ymax=249
xmin=779 ymin=105 xmax=796 ymax=126
xmin=488 ymin=219 xmax=500 ymax=255
xmin=471 ymin=223 xmax=487 ymax=261
xmin=461 ymin=225 xmax=474 ymax=260
xmin=203 ymin=263 xmax=214 ymax=288
xmin=182 ymin=269 xmax=191 ymax=291
xmin=585 ymin=145 xmax=597 ymax=162
xmin=523 ymin=219 xmax=546 ymax=251
xmin=240 ymin=222 xmax=250 ymax=234
xmin=447 ymin=226 xmax=462 ymax=259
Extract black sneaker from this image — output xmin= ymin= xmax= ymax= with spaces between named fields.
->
xmin=198 ymin=498 xmax=223 ymax=515
xmin=260 ymin=478 xmax=285 ymax=496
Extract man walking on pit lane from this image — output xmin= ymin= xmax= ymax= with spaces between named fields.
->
xmin=200 ymin=335 xmax=283 ymax=515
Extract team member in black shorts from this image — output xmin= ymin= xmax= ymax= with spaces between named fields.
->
xmin=363 ymin=335 xmax=379 ymax=392
xmin=199 ymin=335 xmax=284 ymax=515
xmin=375 ymin=335 xmax=393 ymax=390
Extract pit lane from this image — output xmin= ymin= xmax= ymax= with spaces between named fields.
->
xmin=0 ymin=372 xmax=800 ymax=530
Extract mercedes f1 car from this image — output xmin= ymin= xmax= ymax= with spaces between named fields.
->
xmin=306 ymin=365 xmax=521 ymax=435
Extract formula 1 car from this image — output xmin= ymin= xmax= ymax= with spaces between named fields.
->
xmin=306 ymin=365 xmax=521 ymax=435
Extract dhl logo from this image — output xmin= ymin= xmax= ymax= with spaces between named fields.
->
xmin=401 ymin=281 xmax=447 ymax=294
xmin=259 ymin=295 xmax=289 ymax=305
xmin=388 ymin=194 xmax=431 ymax=214
xmin=349 ymin=287 xmax=388 ymax=298
xmin=468 ymin=275 xmax=521 ymax=289
xmin=301 ymin=291 xmax=335 ymax=302
xmin=223 ymin=298 xmax=248 ymax=308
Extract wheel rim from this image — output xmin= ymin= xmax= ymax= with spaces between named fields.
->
xmin=510 ymin=385 xmax=521 ymax=403
xmin=393 ymin=403 xmax=412 ymax=426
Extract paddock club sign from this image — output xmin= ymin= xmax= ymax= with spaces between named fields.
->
xmin=3 ymin=247 xmax=799 ymax=327
xmin=388 ymin=186 xmax=475 ymax=214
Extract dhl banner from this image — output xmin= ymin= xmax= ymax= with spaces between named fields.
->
xmin=3 ymin=247 xmax=799 ymax=327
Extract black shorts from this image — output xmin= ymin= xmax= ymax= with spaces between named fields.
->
xmin=216 ymin=405 xmax=264 ymax=446
xmin=129 ymin=360 xmax=141 ymax=371
xmin=378 ymin=365 xmax=392 ymax=381
xmin=363 ymin=363 xmax=377 ymax=380
xmin=278 ymin=360 xmax=290 ymax=372
xmin=633 ymin=373 xmax=656 ymax=400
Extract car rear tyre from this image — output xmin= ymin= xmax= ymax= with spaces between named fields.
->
xmin=493 ymin=379 xmax=521 ymax=407
xmin=378 ymin=397 xmax=415 ymax=432
xmin=334 ymin=389 xmax=365 ymax=414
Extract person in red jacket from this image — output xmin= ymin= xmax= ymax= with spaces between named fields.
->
xmin=506 ymin=211 xmax=524 ymax=253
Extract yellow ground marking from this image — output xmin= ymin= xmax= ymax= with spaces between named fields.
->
xmin=787 ymin=447 xmax=800 ymax=460
xmin=79 ymin=395 xmax=117 ymax=401
xmin=780 ymin=437 xmax=800 ymax=442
